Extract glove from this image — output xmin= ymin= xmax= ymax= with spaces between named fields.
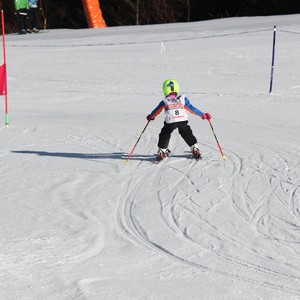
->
xmin=202 ymin=113 xmax=211 ymax=120
xmin=147 ymin=114 xmax=155 ymax=121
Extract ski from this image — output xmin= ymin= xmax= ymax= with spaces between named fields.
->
xmin=154 ymin=156 xmax=167 ymax=164
xmin=194 ymin=155 xmax=202 ymax=161
xmin=154 ymin=154 xmax=170 ymax=163
xmin=193 ymin=153 xmax=202 ymax=161
xmin=154 ymin=152 xmax=202 ymax=163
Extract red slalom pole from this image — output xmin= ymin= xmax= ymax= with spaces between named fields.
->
xmin=125 ymin=120 xmax=150 ymax=163
xmin=1 ymin=10 xmax=8 ymax=126
xmin=208 ymin=119 xmax=226 ymax=161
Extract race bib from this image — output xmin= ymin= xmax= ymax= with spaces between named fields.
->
xmin=164 ymin=95 xmax=188 ymax=123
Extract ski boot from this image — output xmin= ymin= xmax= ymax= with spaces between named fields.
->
xmin=156 ymin=148 xmax=171 ymax=162
xmin=191 ymin=144 xmax=202 ymax=160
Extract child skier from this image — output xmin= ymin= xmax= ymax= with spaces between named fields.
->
xmin=14 ymin=0 xmax=30 ymax=34
xmin=28 ymin=0 xmax=40 ymax=33
xmin=146 ymin=79 xmax=211 ymax=161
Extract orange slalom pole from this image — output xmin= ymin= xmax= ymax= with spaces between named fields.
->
xmin=81 ymin=0 xmax=107 ymax=28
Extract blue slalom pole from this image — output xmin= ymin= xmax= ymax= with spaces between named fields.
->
xmin=269 ymin=25 xmax=276 ymax=94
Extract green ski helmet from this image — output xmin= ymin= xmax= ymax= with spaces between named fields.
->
xmin=162 ymin=79 xmax=180 ymax=96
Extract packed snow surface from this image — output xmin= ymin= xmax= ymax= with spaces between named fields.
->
xmin=1 ymin=14 xmax=300 ymax=300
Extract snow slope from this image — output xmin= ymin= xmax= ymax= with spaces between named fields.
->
xmin=1 ymin=14 xmax=300 ymax=299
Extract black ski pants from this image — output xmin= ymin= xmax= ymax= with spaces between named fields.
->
xmin=17 ymin=9 xmax=29 ymax=31
xmin=158 ymin=121 xmax=197 ymax=149
xmin=29 ymin=8 xmax=39 ymax=29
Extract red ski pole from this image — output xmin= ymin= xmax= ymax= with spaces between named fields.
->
xmin=207 ymin=119 xmax=226 ymax=161
xmin=125 ymin=120 xmax=150 ymax=163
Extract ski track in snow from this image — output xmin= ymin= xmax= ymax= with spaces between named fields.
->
xmin=118 ymin=139 xmax=300 ymax=295
xmin=0 ymin=127 xmax=114 ymax=299
xmin=2 ymin=14 xmax=300 ymax=299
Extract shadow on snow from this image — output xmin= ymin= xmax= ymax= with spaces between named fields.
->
xmin=12 ymin=150 xmax=191 ymax=162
